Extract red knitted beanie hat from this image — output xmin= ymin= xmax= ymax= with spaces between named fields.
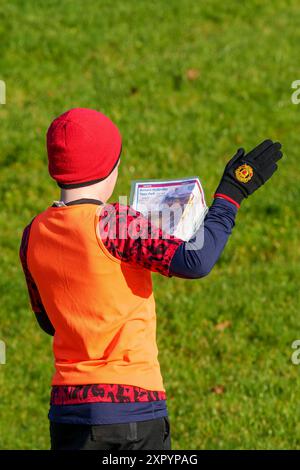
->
xmin=47 ymin=108 xmax=122 ymax=188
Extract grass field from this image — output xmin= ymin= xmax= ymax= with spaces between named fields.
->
xmin=1 ymin=0 xmax=300 ymax=449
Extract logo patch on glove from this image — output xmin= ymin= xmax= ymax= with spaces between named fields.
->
xmin=235 ymin=164 xmax=254 ymax=183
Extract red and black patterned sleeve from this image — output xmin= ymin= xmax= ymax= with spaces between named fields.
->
xmin=97 ymin=203 xmax=184 ymax=276
xmin=19 ymin=222 xmax=55 ymax=335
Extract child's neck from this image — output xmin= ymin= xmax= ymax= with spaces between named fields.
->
xmin=58 ymin=171 xmax=117 ymax=204
xmin=60 ymin=188 xmax=106 ymax=204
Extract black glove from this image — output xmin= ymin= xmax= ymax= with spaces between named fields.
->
xmin=214 ymin=140 xmax=283 ymax=207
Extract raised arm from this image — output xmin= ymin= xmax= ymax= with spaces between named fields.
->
xmin=98 ymin=140 xmax=283 ymax=279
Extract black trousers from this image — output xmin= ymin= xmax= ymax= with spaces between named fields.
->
xmin=50 ymin=417 xmax=171 ymax=450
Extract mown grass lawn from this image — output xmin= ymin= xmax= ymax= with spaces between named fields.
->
xmin=1 ymin=0 xmax=300 ymax=449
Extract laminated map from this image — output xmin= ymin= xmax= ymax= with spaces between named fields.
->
xmin=130 ymin=177 xmax=207 ymax=241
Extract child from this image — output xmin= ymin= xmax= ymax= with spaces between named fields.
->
xmin=19 ymin=108 xmax=282 ymax=450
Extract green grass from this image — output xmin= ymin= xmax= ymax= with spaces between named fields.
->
xmin=1 ymin=0 xmax=300 ymax=449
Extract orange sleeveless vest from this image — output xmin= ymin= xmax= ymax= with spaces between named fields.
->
xmin=27 ymin=203 xmax=164 ymax=391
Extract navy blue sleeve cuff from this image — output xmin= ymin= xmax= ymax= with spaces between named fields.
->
xmin=169 ymin=198 xmax=237 ymax=279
